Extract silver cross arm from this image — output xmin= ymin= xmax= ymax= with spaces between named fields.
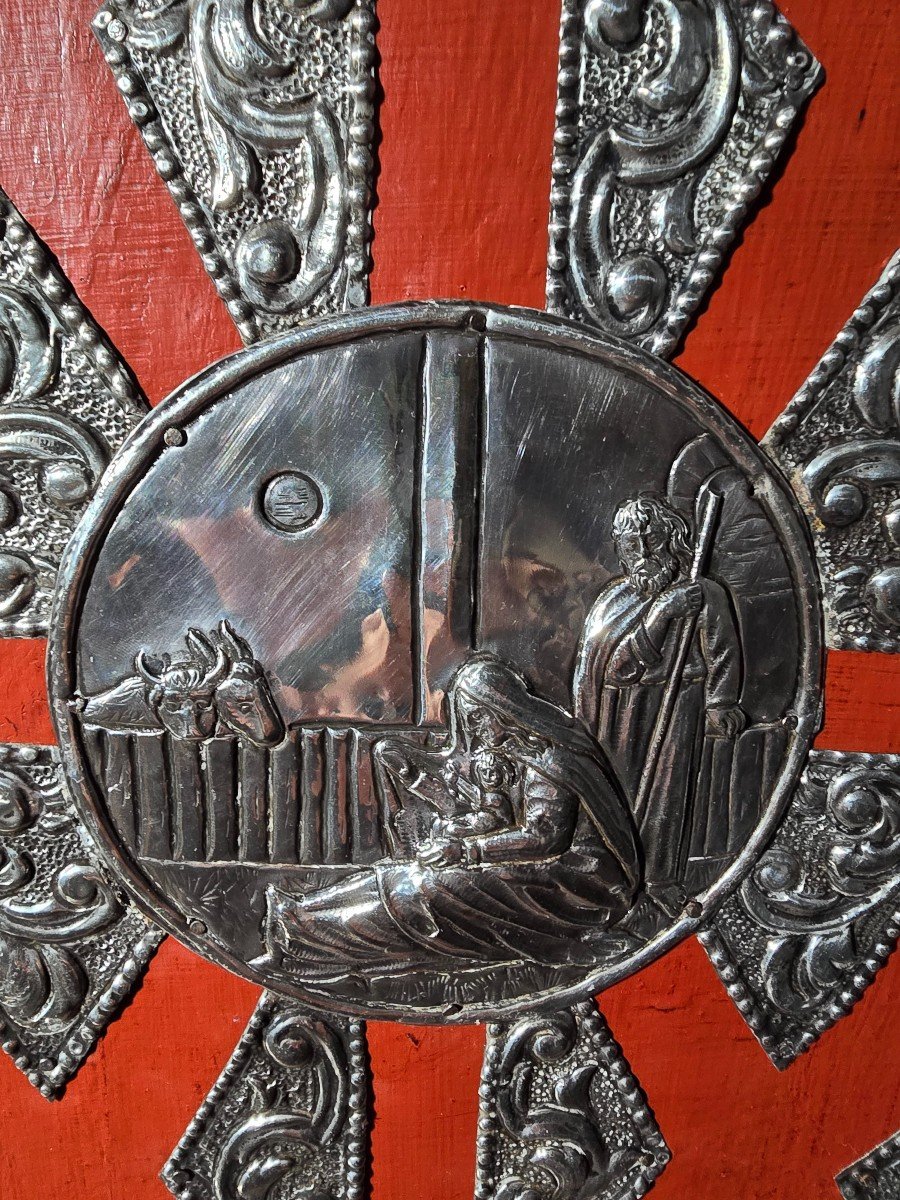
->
xmin=0 ymin=743 xmax=163 ymax=1098
xmin=0 ymin=187 xmax=148 ymax=637
xmin=93 ymin=0 xmax=378 ymax=345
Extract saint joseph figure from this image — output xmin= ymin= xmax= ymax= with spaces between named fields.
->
xmin=574 ymin=494 xmax=745 ymax=898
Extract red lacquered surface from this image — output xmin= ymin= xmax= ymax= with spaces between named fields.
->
xmin=0 ymin=3 xmax=897 ymax=1197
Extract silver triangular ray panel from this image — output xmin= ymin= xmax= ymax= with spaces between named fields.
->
xmin=475 ymin=1000 xmax=670 ymax=1200
xmin=764 ymin=251 xmax=900 ymax=652
xmin=547 ymin=0 xmax=822 ymax=358
xmin=700 ymin=749 xmax=900 ymax=1070
xmin=0 ymin=743 xmax=164 ymax=1098
xmin=163 ymin=992 xmax=369 ymax=1200
xmin=0 ymin=188 xmax=148 ymax=636
xmin=837 ymin=1130 xmax=900 ymax=1200
xmin=93 ymin=1 xmax=377 ymax=345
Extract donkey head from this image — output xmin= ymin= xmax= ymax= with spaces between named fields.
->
xmin=189 ymin=622 xmax=285 ymax=747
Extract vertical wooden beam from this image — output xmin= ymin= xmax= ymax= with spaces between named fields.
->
xmin=238 ymin=743 xmax=268 ymax=862
xmin=170 ymin=740 xmax=203 ymax=861
xmin=204 ymin=738 xmax=237 ymax=861
xmin=134 ymin=733 xmax=170 ymax=860
xmin=269 ymin=729 xmax=300 ymax=864
xmin=300 ymin=728 xmax=324 ymax=864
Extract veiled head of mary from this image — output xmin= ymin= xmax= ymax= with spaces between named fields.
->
xmin=450 ymin=657 xmax=536 ymax=754
xmin=447 ymin=655 xmax=603 ymax=769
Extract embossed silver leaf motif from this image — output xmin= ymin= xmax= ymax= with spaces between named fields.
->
xmin=0 ymin=744 xmax=163 ymax=1098
xmin=0 ymin=752 xmax=85 ymax=1033
xmin=94 ymin=0 xmax=376 ymax=343
xmin=701 ymin=751 xmax=900 ymax=1069
xmin=476 ymin=1003 xmax=670 ymax=1200
xmin=547 ymin=0 xmax=822 ymax=356
xmin=162 ymin=992 xmax=369 ymax=1200
xmin=0 ymin=284 xmax=60 ymax=403
xmin=836 ymin=1129 xmax=900 ymax=1200
xmin=0 ymin=189 xmax=147 ymax=635
xmin=765 ymin=252 xmax=900 ymax=652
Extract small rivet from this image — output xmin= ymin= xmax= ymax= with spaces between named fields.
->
xmin=188 ymin=919 xmax=207 ymax=936
xmin=164 ymin=426 xmax=186 ymax=447
xmin=685 ymin=899 xmax=703 ymax=919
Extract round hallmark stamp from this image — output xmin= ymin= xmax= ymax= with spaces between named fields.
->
xmin=261 ymin=471 xmax=323 ymax=533
xmin=50 ymin=304 xmax=822 ymax=1023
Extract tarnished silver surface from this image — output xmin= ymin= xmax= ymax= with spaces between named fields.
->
xmin=49 ymin=301 xmax=821 ymax=1022
xmin=162 ymin=991 xmax=369 ymax=1200
xmin=0 ymin=743 xmax=163 ymax=1098
xmin=0 ymin=188 xmax=147 ymax=636
xmin=700 ymin=750 xmax=900 ymax=1070
xmin=765 ymin=252 xmax=900 ymax=652
xmin=475 ymin=1000 xmax=670 ymax=1200
xmin=93 ymin=0 xmax=377 ymax=345
xmin=546 ymin=0 xmax=822 ymax=357
xmin=836 ymin=1130 xmax=900 ymax=1200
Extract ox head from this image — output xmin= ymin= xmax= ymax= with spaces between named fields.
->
xmin=136 ymin=644 xmax=228 ymax=741
xmin=189 ymin=622 xmax=285 ymax=747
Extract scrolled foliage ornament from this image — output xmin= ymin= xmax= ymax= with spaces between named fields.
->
xmin=0 ymin=3 xmax=895 ymax=1200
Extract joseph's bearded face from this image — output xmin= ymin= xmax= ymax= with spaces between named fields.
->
xmin=615 ymin=523 xmax=680 ymax=598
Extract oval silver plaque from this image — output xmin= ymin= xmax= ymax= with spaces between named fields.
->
xmin=49 ymin=303 xmax=822 ymax=1022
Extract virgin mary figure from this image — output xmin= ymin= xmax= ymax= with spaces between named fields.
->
xmin=260 ymin=657 xmax=642 ymax=978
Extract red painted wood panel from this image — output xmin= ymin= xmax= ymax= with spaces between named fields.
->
xmin=0 ymin=2 xmax=897 ymax=1198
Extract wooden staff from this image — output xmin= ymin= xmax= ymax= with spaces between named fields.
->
xmin=633 ymin=488 xmax=722 ymax=824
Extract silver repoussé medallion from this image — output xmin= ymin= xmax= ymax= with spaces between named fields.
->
xmin=49 ymin=302 xmax=821 ymax=1023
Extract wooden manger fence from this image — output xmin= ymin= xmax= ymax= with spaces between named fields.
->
xmin=82 ymin=723 xmax=426 ymax=866
xmin=83 ymin=719 xmax=791 ymax=871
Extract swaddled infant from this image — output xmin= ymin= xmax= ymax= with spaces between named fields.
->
xmin=431 ymin=749 xmax=516 ymax=841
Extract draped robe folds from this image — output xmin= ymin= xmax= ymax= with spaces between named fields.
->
xmin=264 ymin=753 xmax=637 ymax=975
xmin=261 ymin=659 xmax=643 ymax=977
xmin=574 ymin=575 xmax=743 ymax=890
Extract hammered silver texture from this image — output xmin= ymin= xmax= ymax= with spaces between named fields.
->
xmin=764 ymin=252 xmax=900 ymax=652
xmin=546 ymin=0 xmax=822 ymax=358
xmin=837 ymin=1130 xmax=900 ymax=1200
xmin=162 ymin=991 xmax=369 ymax=1200
xmin=700 ymin=750 xmax=900 ymax=1070
xmin=475 ymin=1001 xmax=670 ymax=1200
xmin=0 ymin=188 xmax=147 ymax=637
xmin=93 ymin=0 xmax=377 ymax=345
xmin=0 ymin=743 xmax=164 ymax=1099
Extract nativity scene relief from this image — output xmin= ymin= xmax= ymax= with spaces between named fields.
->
xmin=62 ymin=312 xmax=812 ymax=1017
xmin=74 ymin=424 xmax=802 ymax=1009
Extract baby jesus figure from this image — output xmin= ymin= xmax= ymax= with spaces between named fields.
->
xmin=429 ymin=749 xmax=517 ymax=843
